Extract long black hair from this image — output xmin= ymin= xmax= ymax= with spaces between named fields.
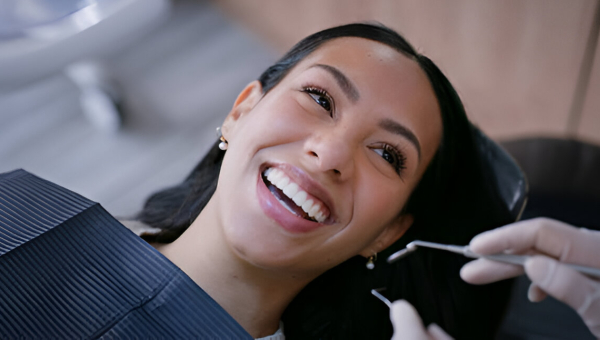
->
xmin=137 ymin=23 xmax=513 ymax=339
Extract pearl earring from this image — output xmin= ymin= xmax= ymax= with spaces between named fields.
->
xmin=366 ymin=253 xmax=377 ymax=270
xmin=216 ymin=127 xmax=228 ymax=151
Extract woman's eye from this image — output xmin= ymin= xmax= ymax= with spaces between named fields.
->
xmin=373 ymin=145 xmax=407 ymax=175
xmin=303 ymin=87 xmax=333 ymax=114
xmin=308 ymin=92 xmax=331 ymax=112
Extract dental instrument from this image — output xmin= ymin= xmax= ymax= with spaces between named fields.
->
xmin=371 ymin=288 xmax=392 ymax=308
xmin=387 ymin=240 xmax=600 ymax=280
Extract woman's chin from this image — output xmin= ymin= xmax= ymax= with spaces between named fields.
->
xmin=223 ymin=232 xmax=326 ymax=276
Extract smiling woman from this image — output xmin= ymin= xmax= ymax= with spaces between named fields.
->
xmin=135 ymin=23 xmax=515 ymax=339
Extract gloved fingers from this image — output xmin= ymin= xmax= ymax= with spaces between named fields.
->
xmin=427 ymin=323 xmax=454 ymax=340
xmin=390 ymin=300 xmax=429 ymax=340
xmin=469 ymin=218 xmax=600 ymax=269
xmin=579 ymin=291 xmax=600 ymax=338
xmin=525 ymin=255 xmax=600 ymax=333
xmin=527 ymin=283 xmax=547 ymax=302
xmin=469 ymin=218 xmax=569 ymax=255
xmin=460 ymin=258 xmax=524 ymax=284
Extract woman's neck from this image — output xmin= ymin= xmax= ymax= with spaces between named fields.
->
xmin=156 ymin=199 xmax=311 ymax=338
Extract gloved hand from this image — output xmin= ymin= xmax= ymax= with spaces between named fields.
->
xmin=460 ymin=218 xmax=600 ymax=337
xmin=390 ymin=300 xmax=453 ymax=340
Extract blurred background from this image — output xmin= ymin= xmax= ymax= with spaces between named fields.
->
xmin=1 ymin=0 xmax=599 ymax=339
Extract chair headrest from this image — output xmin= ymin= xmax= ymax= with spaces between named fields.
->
xmin=474 ymin=128 xmax=528 ymax=221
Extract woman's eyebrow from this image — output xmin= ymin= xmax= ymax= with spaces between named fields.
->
xmin=379 ymin=118 xmax=422 ymax=161
xmin=311 ymin=64 xmax=360 ymax=103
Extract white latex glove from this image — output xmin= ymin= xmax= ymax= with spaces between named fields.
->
xmin=390 ymin=300 xmax=453 ymax=340
xmin=460 ymin=218 xmax=600 ymax=337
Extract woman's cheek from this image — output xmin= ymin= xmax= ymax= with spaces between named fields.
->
xmin=268 ymin=103 xmax=317 ymax=139
xmin=358 ymin=182 xmax=405 ymax=224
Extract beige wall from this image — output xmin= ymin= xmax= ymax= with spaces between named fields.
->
xmin=215 ymin=0 xmax=600 ymax=144
xmin=580 ymin=36 xmax=600 ymax=143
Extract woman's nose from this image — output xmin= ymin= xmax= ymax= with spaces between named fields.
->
xmin=304 ymin=131 xmax=355 ymax=180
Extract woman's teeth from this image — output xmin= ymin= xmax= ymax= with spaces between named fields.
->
xmin=263 ymin=167 xmax=327 ymax=223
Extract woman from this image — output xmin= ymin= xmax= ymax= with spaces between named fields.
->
xmin=134 ymin=23 xmax=514 ymax=339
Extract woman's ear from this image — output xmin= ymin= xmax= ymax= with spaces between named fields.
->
xmin=222 ymin=80 xmax=263 ymax=137
xmin=359 ymin=214 xmax=414 ymax=258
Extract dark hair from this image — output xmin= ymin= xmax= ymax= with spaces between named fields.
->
xmin=137 ymin=23 xmax=513 ymax=339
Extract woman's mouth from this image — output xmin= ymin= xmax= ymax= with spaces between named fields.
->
xmin=261 ymin=167 xmax=330 ymax=223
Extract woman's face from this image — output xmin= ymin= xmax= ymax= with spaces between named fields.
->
xmin=217 ymin=37 xmax=442 ymax=277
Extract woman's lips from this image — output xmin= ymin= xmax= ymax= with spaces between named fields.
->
xmin=263 ymin=167 xmax=330 ymax=222
xmin=256 ymin=164 xmax=335 ymax=233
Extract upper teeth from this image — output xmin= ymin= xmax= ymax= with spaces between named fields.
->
xmin=264 ymin=168 xmax=327 ymax=223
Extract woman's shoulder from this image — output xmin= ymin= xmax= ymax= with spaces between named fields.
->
xmin=119 ymin=219 xmax=162 ymax=237
xmin=0 ymin=170 xmax=254 ymax=339
xmin=0 ymin=169 xmax=97 ymax=253
xmin=119 ymin=219 xmax=166 ymax=250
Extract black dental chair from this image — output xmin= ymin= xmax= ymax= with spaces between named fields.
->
xmin=496 ymin=138 xmax=600 ymax=340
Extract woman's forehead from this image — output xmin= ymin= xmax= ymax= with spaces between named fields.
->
xmin=296 ymin=37 xmax=425 ymax=81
